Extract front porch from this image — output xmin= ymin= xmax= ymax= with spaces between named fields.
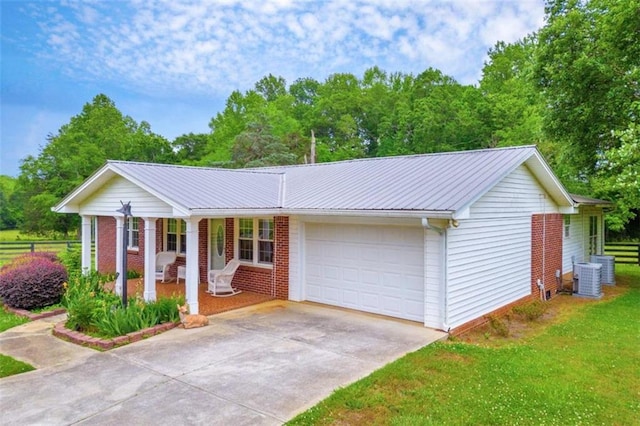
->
xmin=118 ymin=278 xmax=275 ymax=316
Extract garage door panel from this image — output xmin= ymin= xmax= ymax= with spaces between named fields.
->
xmin=361 ymin=292 xmax=381 ymax=309
xmin=305 ymin=223 xmax=424 ymax=322
xmin=343 ymin=268 xmax=359 ymax=282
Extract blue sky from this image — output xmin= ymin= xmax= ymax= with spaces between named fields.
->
xmin=1 ymin=0 xmax=544 ymax=177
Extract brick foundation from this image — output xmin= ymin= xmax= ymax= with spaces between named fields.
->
xmin=449 ymin=295 xmax=534 ymax=336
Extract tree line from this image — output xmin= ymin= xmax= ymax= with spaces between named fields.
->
xmin=1 ymin=0 xmax=638 ymax=236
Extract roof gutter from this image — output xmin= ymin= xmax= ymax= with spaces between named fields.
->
xmin=187 ymin=208 xmax=456 ymax=219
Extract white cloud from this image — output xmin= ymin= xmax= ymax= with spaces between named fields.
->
xmin=15 ymin=0 xmax=546 ymax=97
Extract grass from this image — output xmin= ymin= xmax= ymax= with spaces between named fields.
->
xmin=0 ymin=308 xmax=34 ymax=378
xmin=0 ymin=229 xmax=61 ymax=241
xmin=288 ymin=264 xmax=640 ymax=425
xmin=0 ymin=354 xmax=35 ymax=377
xmin=0 ymin=229 xmax=87 ymax=268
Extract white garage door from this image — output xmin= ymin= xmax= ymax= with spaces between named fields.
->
xmin=304 ymin=223 xmax=424 ymax=322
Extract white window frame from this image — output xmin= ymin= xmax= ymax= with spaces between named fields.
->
xmin=563 ymin=215 xmax=571 ymax=238
xmin=164 ymin=218 xmax=187 ymax=256
xmin=235 ymin=217 xmax=274 ymax=268
xmin=127 ymin=217 xmax=139 ymax=251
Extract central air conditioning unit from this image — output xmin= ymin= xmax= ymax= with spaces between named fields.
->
xmin=590 ymin=255 xmax=616 ymax=285
xmin=573 ymin=262 xmax=602 ymax=299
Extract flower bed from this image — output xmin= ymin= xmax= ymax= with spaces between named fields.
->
xmin=53 ymin=319 xmax=178 ymax=351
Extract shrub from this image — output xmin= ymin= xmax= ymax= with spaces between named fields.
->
xmin=487 ymin=315 xmax=510 ymax=337
xmin=62 ymin=271 xmax=115 ymax=333
xmin=513 ymin=300 xmax=548 ymax=321
xmin=63 ymin=271 xmax=183 ymax=338
xmin=127 ymin=269 xmax=142 ymax=279
xmin=0 ymin=258 xmax=68 ymax=310
xmin=58 ymin=246 xmax=82 ymax=275
xmin=0 ymin=252 xmax=59 ymax=272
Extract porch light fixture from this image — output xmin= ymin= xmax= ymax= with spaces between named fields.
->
xmin=116 ymin=201 xmax=132 ymax=307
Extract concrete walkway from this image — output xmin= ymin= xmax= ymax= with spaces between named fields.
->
xmin=0 ymin=301 xmax=446 ymax=425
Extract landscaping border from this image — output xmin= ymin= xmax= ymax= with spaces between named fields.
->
xmin=4 ymin=305 xmax=67 ymax=321
xmin=53 ymin=320 xmax=179 ymax=351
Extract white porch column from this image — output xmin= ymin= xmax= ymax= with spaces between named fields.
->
xmin=80 ymin=215 xmax=93 ymax=274
xmin=185 ymin=217 xmax=201 ymax=314
xmin=115 ymin=216 xmax=125 ymax=296
xmin=142 ymin=218 xmax=157 ymax=301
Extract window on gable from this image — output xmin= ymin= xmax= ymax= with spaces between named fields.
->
xmin=563 ymin=215 xmax=571 ymax=238
xmin=165 ymin=218 xmax=186 ymax=255
xmin=127 ymin=217 xmax=139 ymax=250
xmin=237 ymin=218 xmax=274 ymax=266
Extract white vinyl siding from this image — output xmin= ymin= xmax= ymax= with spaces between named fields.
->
xmin=563 ymin=213 xmax=585 ymax=273
xmin=424 ymin=226 xmax=444 ymax=329
xmin=562 ymin=208 xmax=603 ymax=274
xmin=79 ymin=176 xmax=173 ymax=217
xmin=470 ymin=165 xmax=559 ymax=219
xmin=446 ymin=217 xmax=531 ymax=329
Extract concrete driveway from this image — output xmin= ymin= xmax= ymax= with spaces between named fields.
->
xmin=0 ymin=301 xmax=446 ymax=425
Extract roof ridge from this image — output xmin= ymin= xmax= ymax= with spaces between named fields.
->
xmin=107 ymin=160 xmax=285 ymax=176
xmin=253 ymin=145 xmax=539 ymax=171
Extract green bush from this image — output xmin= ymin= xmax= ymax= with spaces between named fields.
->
xmin=512 ymin=300 xmax=548 ymax=321
xmin=58 ymin=246 xmax=82 ymax=275
xmin=488 ymin=315 xmax=509 ymax=337
xmin=62 ymin=271 xmax=183 ymax=338
xmin=62 ymin=272 xmax=115 ymax=333
xmin=0 ymin=256 xmax=68 ymax=310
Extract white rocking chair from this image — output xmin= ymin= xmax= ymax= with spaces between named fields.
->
xmin=155 ymin=251 xmax=177 ymax=283
xmin=207 ymin=259 xmax=241 ymax=297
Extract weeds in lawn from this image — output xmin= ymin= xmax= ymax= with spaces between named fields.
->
xmin=487 ymin=315 xmax=509 ymax=337
xmin=512 ymin=300 xmax=548 ymax=321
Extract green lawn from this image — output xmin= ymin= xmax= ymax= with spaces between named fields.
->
xmin=0 ymin=309 xmax=34 ymax=378
xmin=288 ymin=265 xmax=640 ymax=425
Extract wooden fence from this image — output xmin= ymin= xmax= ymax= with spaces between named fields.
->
xmin=0 ymin=240 xmax=93 ymax=266
xmin=604 ymin=242 xmax=640 ymax=265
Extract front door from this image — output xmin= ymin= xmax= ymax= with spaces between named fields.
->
xmin=210 ymin=219 xmax=226 ymax=270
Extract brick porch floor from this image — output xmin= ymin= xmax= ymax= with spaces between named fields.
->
xmin=118 ymin=278 xmax=275 ymax=316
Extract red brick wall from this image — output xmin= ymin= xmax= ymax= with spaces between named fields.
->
xmin=97 ymin=216 xmax=146 ymax=275
xmin=97 ymin=216 xmax=116 ymax=273
xmin=226 ymin=216 xmax=289 ymax=299
xmin=98 ymin=215 xmax=290 ymax=295
xmin=531 ymin=213 xmax=563 ymax=299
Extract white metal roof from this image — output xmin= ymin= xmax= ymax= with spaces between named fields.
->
xmin=53 ymin=145 xmax=576 ymax=217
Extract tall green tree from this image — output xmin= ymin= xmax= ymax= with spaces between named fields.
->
xmin=172 ymin=133 xmax=210 ymax=164
xmin=480 ymin=37 xmax=546 ymax=149
xmin=17 ymin=94 xmax=173 ymax=236
xmin=593 ymin=103 xmax=640 ymax=231
xmin=535 ymin=0 xmax=640 ymax=179
xmin=231 ymin=119 xmax=297 ymax=167
xmin=0 ymin=175 xmax=20 ymax=230
xmin=204 ymin=90 xmax=266 ymax=166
